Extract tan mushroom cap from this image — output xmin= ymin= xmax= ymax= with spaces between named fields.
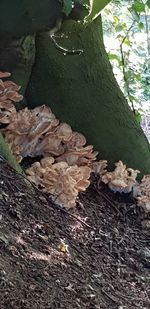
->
xmin=137 ymin=196 xmax=150 ymax=213
xmin=56 ymin=145 xmax=98 ymax=166
xmin=0 ymin=74 xmax=23 ymax=125
xmin=3 ymin=106 xmax=61 ymax=160
xmin=90 ymin=160 xmax=108 ymax=176
xmin=0 ymin=100 xmax=17 ymax=124
xmin=39 ymin=157 xmax=55 ymax=168
xmin=55 ymin=123 xmax=72 ymax=142
xmin=0 ymin=79 xmax=23 ymax=102
xmin=66 ymin=132 xmax=86 ymax=150
xmin=26 ymin=158 xmax=91 ymax=209
xmin=3 ymin=80 xmax=21 ymax=91
xmin=32 ymin=105 xmax=59 ymax=123
xmin=102 ymin=160 xmax=140 ymax=193
xmin=34 ymin=135 xmax=65 ymax=157
xmin=0 ymin=71 xmax=11 ymax=78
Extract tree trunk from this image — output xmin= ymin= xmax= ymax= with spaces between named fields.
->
xmin=0 ymin=0 xmax=89 ymax=41
xmin=26 ymin=17 xmax=150 ymax=176
xmin=0 ymin=0 xmax=62 ymax=40
xmin=0 ymin=35 xmax=35 ymax=101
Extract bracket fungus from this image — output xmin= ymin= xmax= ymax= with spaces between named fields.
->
xmin=26 ymin=157 xmax=91 ymax=209
xmin=0 ymin=72 xmax=23 ymax=125
xmin=3 ymin=106 xmax=60 ymax=161
xmin=90 ymin=160 xmax=108 ymax=176
xmin=2 ymin=100 xmax=98 ymax=167
xmin=56 ymin=132 xmax=98 ymax=166
xmin=0 ymin=71 xmax=11 ymax=78
xmin=102 ymin=160 xmax=140 ymax=193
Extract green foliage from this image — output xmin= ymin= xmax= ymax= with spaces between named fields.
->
xmin=147 ymin=0 xmax=150 ymax=8
xmin=131 ymin=0 xmax=145 ymax=13
xmin=102 ymin=0 xmax=150 ymax=115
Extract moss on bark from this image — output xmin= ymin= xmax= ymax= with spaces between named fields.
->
xmin=26 ymin=17 xmax=150 ymax=176
xmin=0 ymin=134 xmax=22 ymax=173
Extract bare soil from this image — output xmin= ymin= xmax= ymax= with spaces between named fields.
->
xmin=0 ymin=156 xmax=150 ymax=309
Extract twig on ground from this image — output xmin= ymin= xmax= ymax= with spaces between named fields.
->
xmin=93 ymin=187 xmax=121 ymax=215
xmin=101 ymin=288 xmax=120 ymax=304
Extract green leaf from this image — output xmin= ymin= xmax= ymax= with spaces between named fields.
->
xmin=138 ymin=22 xmax=144 ymax=29
xmin=124 ymin=38 xmax=131 ymax=46
xmin=135 ymin=111 xmax=142 ymax=124
xmin=115 ymin=24 xmax=125 ymax=32
xmin=108 ymin=52 xmax=120 ymax=63
xmin=132 ymin=0 xmax=145 ymax=13
xmin=86 ymin=0 xmax=112 ymax=22
xmin=135 ymin=73 xmax=141 ymax=81
xmin=113 ymin=15 xmax=120 ymax=24
xmin=62 ymin=0 xmax=73 ymax=16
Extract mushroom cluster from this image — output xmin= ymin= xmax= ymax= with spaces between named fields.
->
xmin=3 ymin=106 xmax=99 ymax=166
xmin=0 ymin=72 xmax=23 ymax=125
xmin=0 ymin=72 xmax=100 ymax=174
xmin=133 ymin=175 xmax=150 ymax=213
xmin=0 ymin=71 xmax=150 ymax=212
xmin=3 ymin=106 xmax=61 ymax=162
xmin=0 ymin=71 xmax=97 ymax=208
xmin=26 ymin=157 xmax=91 ymax=209
xmin=102 ymin=160 xmax=140 ymax=193
xmin=56 ymin=132 xmax=98 ymax=166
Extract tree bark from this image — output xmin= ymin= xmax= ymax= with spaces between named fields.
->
xmin=0 ymin=0 xmax=62 ymax=40
xmin=26 ymin=17 xmax=150 ymax=176
xmin=0 ymin=35 xmax=35 ymax=100
xmin=0 ymin=0 xmax=89 ymax=41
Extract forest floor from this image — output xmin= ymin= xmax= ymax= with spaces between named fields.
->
xmin=0 ymin=156 xmax=150 ymax=309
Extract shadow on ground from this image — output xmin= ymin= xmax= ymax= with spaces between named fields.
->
xmin=0 ymin=157 xmax=150 ymax=309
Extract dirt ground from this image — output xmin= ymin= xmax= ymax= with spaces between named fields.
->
xmin=0 ymin=156 xmax=150 ymax=309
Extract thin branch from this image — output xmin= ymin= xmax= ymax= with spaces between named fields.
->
xmin=119 ymin=21 xmax=136 ymax=114
xmin=144 ymin=8 xmax=150 ymax=57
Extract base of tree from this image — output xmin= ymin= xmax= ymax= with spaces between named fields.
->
xmin=26 ymin=18 xmax=150 ymax=177
xmin=0 ymin=157 xmax=149 ymax=309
